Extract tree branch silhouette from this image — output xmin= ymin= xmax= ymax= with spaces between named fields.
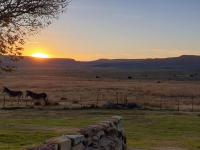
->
xmin=0 ymin=0 xmax=70 ymax=71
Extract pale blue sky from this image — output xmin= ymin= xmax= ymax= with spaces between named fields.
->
xmin=25 ymin=0 xmax=200 ymax=60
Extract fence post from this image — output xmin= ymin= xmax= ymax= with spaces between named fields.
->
xmin=96 ymin=89 xmax=100 ymax=107
xmin=177 ymin=97 xmax=180 ymax=112
xmin=192 ymin=97 xmax=194 ymax=112
xmin=159 ymin=97 xmax=162 ymax=110
xmin=3 ymin=95 xmax=5 ymax=108
xmin=124 ymin=94 xmax=128 ymax=105
xmin=116 ymin=92 xmax=119 ymax=104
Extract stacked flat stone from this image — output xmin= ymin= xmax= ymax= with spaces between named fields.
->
xmin=27 ymin=116 xmax=126 ymax=150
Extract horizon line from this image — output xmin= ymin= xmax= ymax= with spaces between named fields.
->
xmin=22 ymin=54 xmax=200 ymax=62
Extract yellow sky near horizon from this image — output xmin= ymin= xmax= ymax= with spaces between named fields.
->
xmin=23 ymin=31 xmax=200 ymax=60
xmin=23 ymin=38 xmax=200 ymax=60
xmin=22 ymin=0 xmax=200 ymax=61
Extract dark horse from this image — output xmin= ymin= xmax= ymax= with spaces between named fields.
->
xmin=26 ymin=90 xmax=48 ymax=105
xmin=2 ymin=87 xmax=23 ymax=105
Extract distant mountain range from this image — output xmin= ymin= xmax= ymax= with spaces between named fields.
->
xmin=10 ymin=55 xmax=200 ymax=72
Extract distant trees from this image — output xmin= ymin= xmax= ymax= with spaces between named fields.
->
xmin=0 ymin=0 xmax=70 ymax=70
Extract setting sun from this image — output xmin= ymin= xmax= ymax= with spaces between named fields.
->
xmin=32 ymin=53 xmax=49 ymax=59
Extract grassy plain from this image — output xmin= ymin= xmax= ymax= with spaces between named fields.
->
xmin=1 ymin=68 xmax=200 ymax=111
xmin=0 ymin=109 xmax=200 ymax=150
xmin=1 ymin=67 xmax=200 ymax=149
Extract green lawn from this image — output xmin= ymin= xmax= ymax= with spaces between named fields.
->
xmin=0 ymin=109 xmax=200 ymax=150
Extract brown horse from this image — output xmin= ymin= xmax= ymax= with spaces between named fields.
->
xmin=2 ymin=87 xmax=23 ymax=106
xmin=26 ymin=90 xmax=48 ymax=105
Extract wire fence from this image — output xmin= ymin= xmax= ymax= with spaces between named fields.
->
xmin=1 ymin=88 xmax=200 ymax=112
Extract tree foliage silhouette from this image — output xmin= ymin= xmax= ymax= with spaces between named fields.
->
xmin=0 ymin=0 xmax=70 ymax=71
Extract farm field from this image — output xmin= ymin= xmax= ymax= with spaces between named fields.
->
xmin=1 ymin=67 xmax=200 ymax=150
xmin=1 ymin=68 xmax=200 ymax=111
xmin=0 ymin=109 xmax=200 ymax=150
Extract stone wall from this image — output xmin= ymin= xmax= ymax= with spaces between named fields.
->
xmin=27 ymin=116 xmax=126 ymax=150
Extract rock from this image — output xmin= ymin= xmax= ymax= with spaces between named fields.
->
xmin=92 ymin=135 xmax=99 ymax=141
xmin=71 ymin=143 xmax=85 ymax=150
xmin=66 ymin=135 xmax=84 ymax=146
xmin=96 ymin=130 xmax=105 ymax=139
xmin=100 ymin=121 xmax=114 ymax=128
xmin=105 ymin=127 xmax=119 ymax=137
xmin=79 ymin=127 xmax=96 ymax=137
xmin=46 ymin=136 xmax=71 ymax=150
xmin=99 ymin=136 xmax=116 ymax=150
xmin=26 ymin=116 xmax=126 ymax=150
xmin=88 ymin=125 xmax=103 ymax=131
xmin=98 ymin=123 xmax=110 ymax=129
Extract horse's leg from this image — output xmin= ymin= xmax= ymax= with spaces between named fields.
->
xmin=12 ymin=97 xmax=15 ymax=105
xmin=26 ymin=97 xmax=30 ymax=106
xmin=18 ymin=96 xmax=20 ymax=105
xmin=3 ymin=95 xmax=6 ymax=108
xmin=21 ymin=96 xmax=23 ymax=106
xmin=44 ymin=99 xmax=46 ymax=105
xmin=10 ymin=97 xmax=12 ymax=106
xmin=19 ymin=96 xmax=22 ymax=105
xmin=22 ymin=96 xmax=24 ymax=106
xmin=44 ymin=97 xmax=48 ymax=105
xmin=25 ymin=97 xmax=28 ymax=106
xmin=31 ymin=99 xmax=34 ymax=106
xmin=25 ymin=96 xmax=28 ymax=106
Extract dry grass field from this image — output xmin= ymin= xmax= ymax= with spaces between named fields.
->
xmin=1 ymin=67 xmax=200 ymax=149
xmin=1 ymin=67 xmax=200 ymax=111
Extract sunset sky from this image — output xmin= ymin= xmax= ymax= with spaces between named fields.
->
xmin=24 ymin=0 xmax=200 ymax=60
